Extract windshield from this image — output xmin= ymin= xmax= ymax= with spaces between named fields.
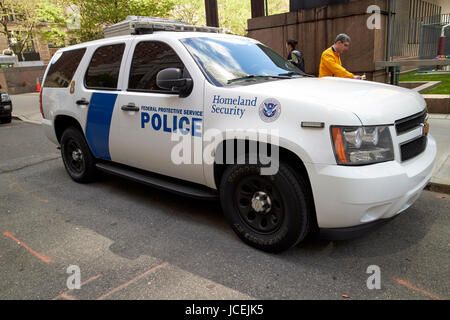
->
xmin=181 ymin=37 xmax=304 ymax=87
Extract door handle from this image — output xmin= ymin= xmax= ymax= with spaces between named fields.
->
xmin=76 ymin=99 xmax=90 ymax=106
xmin=121 ymin=105 xmax=140 ymax=112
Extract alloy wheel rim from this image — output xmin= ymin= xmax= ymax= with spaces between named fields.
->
xmin=65 ymin=139 xmax=85 ymax=174
xmin=234 ymin=175 xmax=284 ymax=234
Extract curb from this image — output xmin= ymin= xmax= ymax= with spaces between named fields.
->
xmin=12 ymin=115 xmax=42 ymax=125
xmin=425 ymin=182 xmax=450 ymax=195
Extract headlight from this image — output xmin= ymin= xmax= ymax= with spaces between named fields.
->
xmin=331 ymin=125 xmax=394 ymax=165
xmin=1 ymin=93 xmax=10 ymax=102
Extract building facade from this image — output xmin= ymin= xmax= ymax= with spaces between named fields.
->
xmin=247 ymin=0 xmax=450 ymax=81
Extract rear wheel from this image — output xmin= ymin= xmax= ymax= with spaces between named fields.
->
xmin=220 ymin=162 xmax=313 ymax=253
xmin=60 ymin=127 xmax=97 ymax=183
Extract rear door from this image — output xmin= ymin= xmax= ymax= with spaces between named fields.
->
xmin=75 ymin=41 xmax=131 ymax=161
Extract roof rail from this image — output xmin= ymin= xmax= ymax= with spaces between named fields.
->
xmin=104 ymin=16 xmax=221 ymax=38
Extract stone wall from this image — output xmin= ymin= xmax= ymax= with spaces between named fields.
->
xmin=247 ymin=0 xmax=389 ymax=82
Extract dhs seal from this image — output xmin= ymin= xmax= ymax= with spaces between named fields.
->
xmin=259 ymin=98 xmax=281 ymax=122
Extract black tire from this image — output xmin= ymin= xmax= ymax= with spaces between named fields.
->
xmin=220 ymin=162 xmax=313 ymax=253
xmin=60 ymin=127 xmax=97 ymax=183
xmin=0 ymin=115 xmax=11 ymax=123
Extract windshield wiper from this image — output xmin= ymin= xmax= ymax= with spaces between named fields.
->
xmin=227 ymin=74 xmax=290 ymax=84
xmin=279 ymin=71 xmax=314 ymax=78
xmin=279 ymin=71 xmax=302 ymax=77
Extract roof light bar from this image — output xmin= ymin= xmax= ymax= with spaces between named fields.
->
xmin=104 ymin=16 xmax=221 ymax=38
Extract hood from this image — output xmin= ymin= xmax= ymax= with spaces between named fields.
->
xmin=236 ymin=76 xmax=426 ymax=125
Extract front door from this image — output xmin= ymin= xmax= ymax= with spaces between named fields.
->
xmin=114 ymin=39 xmax=205 ymax=185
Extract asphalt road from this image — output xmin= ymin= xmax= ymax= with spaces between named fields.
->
xmin=0 ymin=119 xmax=449 ymax=300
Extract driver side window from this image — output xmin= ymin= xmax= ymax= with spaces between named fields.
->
xmin=128 ymin=41 xmax=185 ymax=93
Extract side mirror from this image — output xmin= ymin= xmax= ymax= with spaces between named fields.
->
xmin=156 ymin=68 xmax=193 ymax=98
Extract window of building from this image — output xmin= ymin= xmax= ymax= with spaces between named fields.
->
xmin=85 ymin=43 xmax=125 ymax=90
xmin=44 ymin=48 xmax=86 ymax=88
xmin=128 ymin=41 xmax=185 ymax=93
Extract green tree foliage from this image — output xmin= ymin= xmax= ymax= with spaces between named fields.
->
xmin=0 ymin=0 xmax=39 ymax=56
xmin=1 ymin=0 xmax=288 ymax=54
xmin=36 ymin=0 xmax=68 ymax=47
xmin=70 ymin=0 xmax=175 ymax=42
xmin=171 ymin=0 xmax=289 ymax=36
xmin=220 ymin=0 xmax=289 ymax=35
xmin=171 ymin=0 xmax=205 ymax=25
xmin=0 ymin=0 xmax=68 ymax=56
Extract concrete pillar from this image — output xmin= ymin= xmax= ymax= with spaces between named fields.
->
xmin=34 ymin=34 xmax=51 ymax=65
xmin=251 ymin=0 xmax=265 ymax=18
xmin=205 ymin=0 xmax=219 ymax=27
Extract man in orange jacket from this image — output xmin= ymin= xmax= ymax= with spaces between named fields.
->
xmin=319 ymin=34 xmax=363 ymax=79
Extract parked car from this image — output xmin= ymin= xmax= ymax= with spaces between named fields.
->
xmin=40 ymin=18 xmax=436 ymax=253
xmin=0 ymin=84 xmax=12 ymax=123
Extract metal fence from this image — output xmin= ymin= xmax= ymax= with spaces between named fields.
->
xmin=390 ymin=13 xmax=450 ymax=59
xmin=419 ymin=17 xmax=450 ymax=59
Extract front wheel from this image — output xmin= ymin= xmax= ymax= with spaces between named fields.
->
xmin=60 ymin=127 xmax=97 ymax=183
xmin=220 ymin=162 xmax=313 ymax=253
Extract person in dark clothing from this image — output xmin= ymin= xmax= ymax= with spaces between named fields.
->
xmin=286 ymin=39 xmax=305 ymax=73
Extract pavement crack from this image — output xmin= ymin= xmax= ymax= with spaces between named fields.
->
xmin=0 ymin=154 xmax=61 ymax=174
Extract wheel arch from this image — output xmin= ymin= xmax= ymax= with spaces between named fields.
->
xmin=212 ymin=138 xmax=318 ymax=230
xmin=54 ymin=115 xmax=84 ymax=144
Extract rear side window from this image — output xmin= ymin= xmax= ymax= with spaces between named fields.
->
xmin=44 ymin=48 xmax=86 ymax=88
xmin=85 ymin=43 xmax=125 ymax=90
xmin=128 ymin=41 xmax=185 ymax=92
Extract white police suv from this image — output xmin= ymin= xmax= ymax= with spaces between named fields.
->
xmin=41 ymin=17 xmax=436 ymax=252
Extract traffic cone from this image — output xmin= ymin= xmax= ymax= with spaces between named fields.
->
xmin=36 ymin=77 xmax=41 ymax=92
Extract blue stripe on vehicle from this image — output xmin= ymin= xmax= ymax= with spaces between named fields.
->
xmin=85 ymin=92 xmax=118 ymax=160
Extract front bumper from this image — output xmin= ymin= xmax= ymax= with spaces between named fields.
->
xmin=319 ymin=214 xmax=399 ymax=240
xmin=307 ymin=134 xmax=437 ymax=230
xmin=0 ymin=101 xmax=12 ymax=117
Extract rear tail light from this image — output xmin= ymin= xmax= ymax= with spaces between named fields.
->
xmin=39 ymin=88 xmax=45 ymax=119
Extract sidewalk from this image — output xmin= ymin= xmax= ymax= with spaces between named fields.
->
xmin=427 ymin=114 xmax=450 ymax=194
xmin=9 ymin=93 xmax=450 ymax=193
xmin=11 ymin=92 xmax=42 ymax=124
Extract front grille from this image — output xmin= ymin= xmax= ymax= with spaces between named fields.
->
xmin=400 ymin=136 xmax=427 ymax=162
xmin=395 ymin=110 xmax=427 ymax=135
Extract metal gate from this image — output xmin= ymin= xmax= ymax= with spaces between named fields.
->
xmin=419 ymin=14 xmax=450 ymax=59
xmin=390 ymin=13 xmax=450 ymax=60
